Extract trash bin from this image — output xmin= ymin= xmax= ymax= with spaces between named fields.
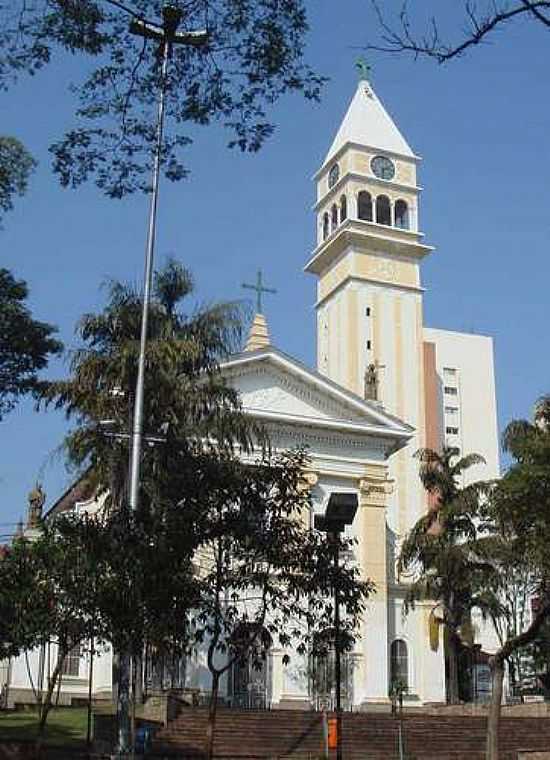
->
xmin=135 ymin=726 xmax=152 ymax=755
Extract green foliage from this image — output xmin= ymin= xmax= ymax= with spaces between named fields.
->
xmin=0 ymin=268 xmax=62 ymax=420
xmin=0 ymin=136 xmax=37 ymax=223
xmin=0 ymin=1 xmax=326 ymax=197
xmin=193 ymin=447 xmax=372 ymax=677
xmin=399 ymin=446 xmax=493 ymax=703
xmin=40 ymin=257 xmax=257 ymax=504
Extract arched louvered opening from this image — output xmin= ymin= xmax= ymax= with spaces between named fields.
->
xmin=357 ymin=191 xmax=373 ymax=222
xmin=395 ymin=199 xmax=409 ymax=230
xmin=340 ymin=195 xmax=347 ymax=223
xmin=376 ymin=195 xmax=391 ymax=226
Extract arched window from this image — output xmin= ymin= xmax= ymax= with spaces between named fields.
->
xmin=323 ymin=212 xmax=329 ymax=240
xmin=390 ymin=639 xmax=408 ymax=690
xmin=331 ymin=204 xmax=338 ymax=232
xmin=395 ymin=199 xmax=409 ymax=230
xmin=357 ymin=191 xmax=373 ymax=221
xmin=376 ymin=195 xmax=391 ymax=226
xmin=340 ymin=195 xmax=347 ymax=223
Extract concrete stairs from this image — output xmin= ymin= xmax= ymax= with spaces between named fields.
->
xmin=151 ymin=707 xmax=550 ymax=759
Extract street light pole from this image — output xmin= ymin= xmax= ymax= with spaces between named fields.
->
xmin=128 ymin=5 xmax=208 ymax=513
xmin=333 ymin=531 xmax=343 ymax=760
xmin=314 ymin=493 xmax=357 ymax=760
xmin=114 ymin=7 xmax=207 ymax=756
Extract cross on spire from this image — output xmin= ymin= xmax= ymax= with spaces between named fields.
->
xmin=355 ymin=57 xmax=372 ymax=81
xmin=242 ymin=270 xmax=277 ymax=314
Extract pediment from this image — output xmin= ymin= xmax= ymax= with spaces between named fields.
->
xmin=222 ymin=349 xmax=411 ymax=439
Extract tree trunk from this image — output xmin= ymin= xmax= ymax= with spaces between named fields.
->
xmin=35 ymin=652 xmax=65 ymax=759
xmin=205 ymin=671 xmax=221 ymax=760
xmin=447 ymin=631 xmax=460 ymax=704
xmin=486 ymin=656 xmax=504 ymax=760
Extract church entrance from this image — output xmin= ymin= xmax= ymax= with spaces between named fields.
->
xmin=311 ymin=629 xmax=354 ymax=711
xmin=229 ymin=625 xmax=272 ymax=709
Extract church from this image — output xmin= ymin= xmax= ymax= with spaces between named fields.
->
xmin=2 ymin=75 xmax=500 ymax=710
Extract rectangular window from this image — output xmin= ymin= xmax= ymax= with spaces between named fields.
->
xmin=444 ymin=387 xmax=458 ymax=396
xmin=61 ymin=644 xmax=81 ymax=677
xmin=444 ymin=406 xmax=458 ymax=415
xmin=446 ymin=426 xmax=459 ymax=435
xmin=365 ymin=307 xmax=371 ymax=317
xmin=366 ymin=340 xmax=371 ymax=350
xmin=443 ymin=367 xmax=457 ymax=377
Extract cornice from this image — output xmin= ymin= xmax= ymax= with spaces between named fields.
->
xmin=313 ymin=170 xmax=422 ymax=212
xmin=315 ymin=275 xmax=425 ymax=310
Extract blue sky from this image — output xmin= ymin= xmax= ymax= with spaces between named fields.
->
xmin=2 ymin=1 xmax=549 ymax=531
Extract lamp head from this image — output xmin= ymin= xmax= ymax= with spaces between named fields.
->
xmin=162 ymin=5 xmax=184 ymax=39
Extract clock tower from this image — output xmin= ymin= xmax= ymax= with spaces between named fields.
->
xmin=305 ymin=76 xmax=434 ymax=532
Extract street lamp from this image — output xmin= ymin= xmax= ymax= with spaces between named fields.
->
xmin=314 ymin=492 xmax=358 ymax=760
xmin=128 ymin=5 xmax=208 ymax=513
xmin=113 ymin=6 xmax=208 ymax=757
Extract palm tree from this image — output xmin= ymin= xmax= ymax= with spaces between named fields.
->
xmin=399 ymin=446 xmax=489 ymax=704
xmin=42 ymin=258 xmax=260 ymax=509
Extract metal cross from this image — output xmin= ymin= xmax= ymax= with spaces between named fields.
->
xmin=355 ymin=58 xmax=372 ymax=81
xmin=242 ymin=270 xmax=277 ymax=314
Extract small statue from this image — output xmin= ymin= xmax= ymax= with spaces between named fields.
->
xmin=27 ymin=483 xmax=46 ymax=528
xmin=364 ymin=363 xmax=378 ymax=402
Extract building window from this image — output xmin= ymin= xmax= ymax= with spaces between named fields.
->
xmin=366 ymin=340 xmax=371 ymax=350
xmin=444 ymin=387 xmax=458 ymax=396
xmin=376 ymin=195 xmax=391 ymax=226
xmin=444 ymin=406 xmax=458 ymax=415
xmin=443 ymin=367 xmax=457 ymax=378
xmin=357 ymin=191 xmax=373 ymax=221
xmin=446 ymin=427 xmax=459 ymax=435
xmin=390 ymin=639 xmax=408 ymax=690
xmin=340 ymin=195 xmax=347 ymax=222
xmin=331 ymin=204 xmax=338 ymax=232
xmin=323 ymin=213 xmax=329 ymax=240
xmin=366 ymin=307 xmax=371 ymax=317
xmin=394 ymin=199 xmax=409 ymax=229
xmin=61 ymin=644 xmax=81 ymax=677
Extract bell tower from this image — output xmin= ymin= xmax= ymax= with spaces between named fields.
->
xmin=305 ymin=75 xmax=434 ymax=528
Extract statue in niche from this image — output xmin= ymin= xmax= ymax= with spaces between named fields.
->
xmin=364 ymin=363 xmax=378 ymax=402
xmin=27 ymin=484 xmax=46 ymax=528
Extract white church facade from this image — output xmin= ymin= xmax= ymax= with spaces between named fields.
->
xmin=2 ymin=77 xmax=500 ymax=710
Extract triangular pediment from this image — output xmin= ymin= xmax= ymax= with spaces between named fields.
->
xmin=222 ymin=347 xmax=412 ymax=441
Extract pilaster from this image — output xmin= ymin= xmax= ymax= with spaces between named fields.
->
xmin=359 ymin=465 xmax=393 ymax=703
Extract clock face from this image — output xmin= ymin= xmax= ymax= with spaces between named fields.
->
xmin=328 ymin=163 xmax=340 ymax=188
xmin=371 ymin=155 xmax=395 ymax=181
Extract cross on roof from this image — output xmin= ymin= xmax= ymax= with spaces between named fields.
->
xmin=355 ymin=58 xmax=372 ymax=81
xmin=242 ymin=270 xmax=277 ymax=314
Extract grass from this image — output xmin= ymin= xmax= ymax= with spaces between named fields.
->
xmin=0 ymin=706 xmax=88 ymax=746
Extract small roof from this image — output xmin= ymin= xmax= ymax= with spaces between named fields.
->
xmin=323 ymin=78 xmax=415 ymax=168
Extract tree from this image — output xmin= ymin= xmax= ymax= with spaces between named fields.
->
xmin=477 ymin=395 xmax=550 ymax=760
xmin=40 ymin=257 xmax=257 ymax=749
xmin=41 ymin=257 xmax=256 ymax=504
xmin=398 ymin=446 xmax=491 ymax=704
xmin=0 ymin=1 xmax=325 ymax=197
xmin=368 ymin=1 xmax=550 ymax=63
xmin=0 ymin=518 xmax=105 ymax=745
xmin=0 ymin=137 xmax=36 ymax=225
xmin=0 ymin=268 xmax=62 ymax=420
xmin=191 ymin=448 xmax=372 ymax=760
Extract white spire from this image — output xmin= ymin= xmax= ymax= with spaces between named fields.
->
xmin=323 ymin=78 xmax=415 ymax=166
